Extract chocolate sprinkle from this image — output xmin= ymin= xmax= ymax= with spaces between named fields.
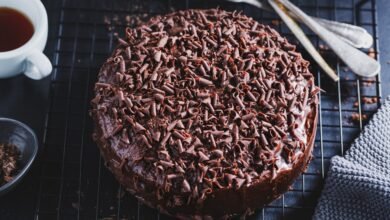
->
xmin=92 ymin=9 xmax=318 ymax=218
xmin=0 ymin=143 xmax=20 ymax=186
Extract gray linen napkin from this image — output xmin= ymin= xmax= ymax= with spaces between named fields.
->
xmin=313 ymin=96 xmax=390 ymax=219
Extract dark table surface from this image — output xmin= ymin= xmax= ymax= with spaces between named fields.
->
xmin=0 ymin=0 xmax=388 ymax=219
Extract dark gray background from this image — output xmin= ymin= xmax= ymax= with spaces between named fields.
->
xmin=0 ymin=0 xmax=388 ymax=219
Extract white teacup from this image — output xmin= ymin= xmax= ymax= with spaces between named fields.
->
xmin=0 ymin=0 xmax=52 ymax=80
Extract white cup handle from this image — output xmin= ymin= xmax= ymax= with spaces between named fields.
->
xmin=24 ymin=50 xmax=53 ymax=80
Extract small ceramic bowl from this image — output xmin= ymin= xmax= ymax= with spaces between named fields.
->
xmin=0 ymin=118 xmax=38 ymax=195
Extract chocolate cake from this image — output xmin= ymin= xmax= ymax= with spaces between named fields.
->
xmin=91 ymin=9 xmax=319 ymax=219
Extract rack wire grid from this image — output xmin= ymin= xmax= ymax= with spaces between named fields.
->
xmin=34 ymin=0 xmax=381 ymax=219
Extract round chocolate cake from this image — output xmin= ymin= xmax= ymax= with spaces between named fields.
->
xmin=91 ymin=9 xmax=319 ymax=219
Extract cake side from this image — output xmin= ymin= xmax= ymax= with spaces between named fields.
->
xmin=92 ymin=105 xmax=317 ymax=218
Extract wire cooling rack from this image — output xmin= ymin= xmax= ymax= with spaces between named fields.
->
xmin=34 ymin=0 xmax=381 ymax=219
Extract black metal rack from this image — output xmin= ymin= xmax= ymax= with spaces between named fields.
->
xmin=33 ymin=0 xmax=381 ymax=219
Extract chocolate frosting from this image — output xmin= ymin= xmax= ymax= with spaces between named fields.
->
xmin=91 ymin=9 xmax=319 ymax=218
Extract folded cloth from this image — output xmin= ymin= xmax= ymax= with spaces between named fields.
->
xmin=313 ymin=96 xmax=390 ymax=220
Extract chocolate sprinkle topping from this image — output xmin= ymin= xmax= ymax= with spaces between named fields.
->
xmin=92 ymin=9 xmax=318 ymax=217
xmin=0 ymin=143 xmax=20 ymax=186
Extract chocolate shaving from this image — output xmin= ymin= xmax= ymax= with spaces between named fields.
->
xmin=182 ymin=179 xmax=191 ymax=193
xmin=173 ymin=131 xmax=186 ymax=140
xmin=235 ymin=96 xmax=245 ymax=110
xmin=211 ymin=149 xmax=223 ymax=158
xmin=141 ymin=135 xmax=152 ymax=148
xmin=150 ymin=102 xmax=157 ymax=117
xmin=154 ymin=50 xmax=162 ymax=62
xmin=260 ymin=133 xmax=269 ymax=146
xmin=154 ymin=93 xmax=165 ymax=102
xmin=210 ymin=135 xmax=217 ymax=148
xmin=160 ymin=160 xmax=174 ymax=167
xmin=198 ymin=151 xmax=209 ymax=162
xmin=160 ymin=132 xmax=171 ymax=146
xmin=158 ymin=36 xmax=169 ymax=47
xmin=134 ymin=122 xmax=146 ymax=132
xmin=242 ymin=113 xmax=255 ymax=121
xmin=197 ymin=77 xmax=213 ymax=86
